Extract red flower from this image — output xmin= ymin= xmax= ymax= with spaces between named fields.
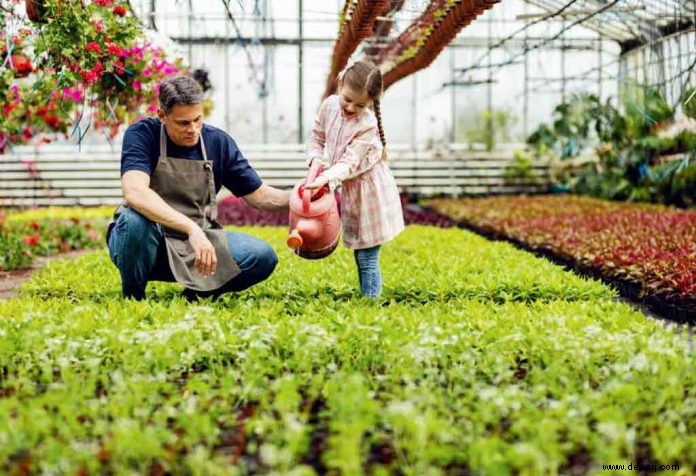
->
xmin=43 ymin=114 xmax=61 ymax=130
xmin=80 ymin=70 xmax=98 ymax=84
xmin=112 ymin=5 xmax=127 ymax=16
xmin=23 ymin=234 xmax=40 ymax=247
xmin=86 ymin=42 xmax=101 ymax=53
xmin=9 ymin=54 xmax=33 ymax=78
xmin=107 ymin=43 xmax=122 ymax=56
xmin=29 ymin=221 xmax=40 ymax=230
xmin=94 ymin=0 xmax=114 ymax=6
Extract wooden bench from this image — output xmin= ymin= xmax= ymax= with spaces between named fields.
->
xmin=0 ymin=143 xmax=548 ymax=207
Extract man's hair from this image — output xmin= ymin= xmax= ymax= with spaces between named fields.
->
xmin=159 ymin=76 xmax=204 ymax=114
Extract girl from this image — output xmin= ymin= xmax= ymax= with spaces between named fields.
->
xmin=305 ymin=60 xmax=404 ymax=298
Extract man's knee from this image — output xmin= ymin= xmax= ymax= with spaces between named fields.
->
xmin=119 ymin=207 xmax=157 ymax=235
xmin=109 ymin=207 xmax=162 ymax=266
xmin=255 ymin=242 xmax=278 ymax=279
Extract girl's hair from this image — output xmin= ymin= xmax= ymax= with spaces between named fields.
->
xmin=341 ymin=61 xmax=388 ymax=160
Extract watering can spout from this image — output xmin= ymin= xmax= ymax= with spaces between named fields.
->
xmin=286 ymin=229 xmax=303 ymax=249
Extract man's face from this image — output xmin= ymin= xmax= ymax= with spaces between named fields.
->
xmin=158 ymin=103 xmax=203 ymax=147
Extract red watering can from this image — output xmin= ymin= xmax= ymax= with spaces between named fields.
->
xmin=286 ymin=161 xmax=341 ymax=259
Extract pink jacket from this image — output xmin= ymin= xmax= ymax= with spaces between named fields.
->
xmin=308 ymin=95 xmax=404 ymax=249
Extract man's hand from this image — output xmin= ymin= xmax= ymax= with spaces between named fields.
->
xmin=188 ymin=226 xmax=217 ymax=278
xmin=304 ymin=175 xmax=329 ymax=197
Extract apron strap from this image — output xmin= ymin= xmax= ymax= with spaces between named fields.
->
xmin=199 ymin=132 xmax=218 ymax=222
xmin=159 ymin=124 xmax=168 ymax=161
xmin=204 ymin=162 xmax=218 ymax=222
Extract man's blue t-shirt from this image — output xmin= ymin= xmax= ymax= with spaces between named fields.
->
xmin=121 ymin=118 xmax=262 ymax=197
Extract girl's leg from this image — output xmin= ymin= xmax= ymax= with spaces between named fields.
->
xmin=353 ymin=245 xmax=382 ymax=298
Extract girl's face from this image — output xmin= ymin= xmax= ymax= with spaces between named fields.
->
xmin=338 ymin=82 xmax=372 ymax=119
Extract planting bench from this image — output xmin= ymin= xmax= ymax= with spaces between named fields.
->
xmin=0 ymin=143 xmax=549 ymax=207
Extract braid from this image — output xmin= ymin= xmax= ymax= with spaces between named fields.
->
xmin=373 ymin=99 xmax=388 ymax=161
xmin=346 ymin=61 xmax=388 ymax=161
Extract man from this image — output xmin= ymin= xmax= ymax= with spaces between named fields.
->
xmin=107 ymin=76 xmax=290 ymax=300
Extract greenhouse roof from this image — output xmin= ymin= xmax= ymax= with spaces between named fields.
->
xmin=524 ymin=0 xmax=695 ymax=49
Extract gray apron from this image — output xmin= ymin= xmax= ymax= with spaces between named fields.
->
xmin=149 ymin=125 xmax=241 ymax=291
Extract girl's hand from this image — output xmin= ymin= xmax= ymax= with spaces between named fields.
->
xmin=305 ymin=176 xmax=329 ymax=197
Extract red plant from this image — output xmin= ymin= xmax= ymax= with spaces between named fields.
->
xmin=22 ymin=233 xmax=40 ymax=246
xmin=429 ymin=195 xmax=696 ymax=304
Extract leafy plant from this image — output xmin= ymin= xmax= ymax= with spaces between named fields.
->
xmin=681 ymin=87 xmax=696 ymax=119
xmin=428 ymin=195 xmax=696 ymax=303
xmin=0 ymin=225 xmax=694 ymax=472
xmin=459 ymin=109 xmax=517 ymax=151
xmin=503 ymin=149 xmax=540 ymax=185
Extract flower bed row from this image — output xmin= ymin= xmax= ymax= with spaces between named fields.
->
xmin=1 ymin=225 xmax=693 ymax=473
xmin=427 ymin=194 xmax=696 ymax=321
xmin=0 ymin=207 xmax=110 ymax=271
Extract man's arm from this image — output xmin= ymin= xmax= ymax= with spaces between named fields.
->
xmin=122 ymin=170 xmax=217 ymax=277
xmin=242 ymin=183 xmax=291 ymax=212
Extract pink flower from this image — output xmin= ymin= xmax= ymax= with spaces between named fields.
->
xmin=10 ymin=84 xmax=20 ymax=104
xmin=93 ymin=0 xmax=114 ymax=6
xmin=62 ymin=87 xmax=84 ymax=103
xmin=133 ymin=79 xmax=142 ymax=91
xmin=142 ymin=68 xmax=151 ymax=77
xmin=91 ymin=20 xmax=104 ymax=33
xmin=147 ymin=103 xmax=158 ymax=113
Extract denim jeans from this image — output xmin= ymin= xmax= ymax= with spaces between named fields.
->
xmin=353 ymin=245 xmax=382 ymax=298
xmin=107 ymin=207 xmax=277 ymax=300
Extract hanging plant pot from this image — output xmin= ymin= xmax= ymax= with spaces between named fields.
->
xmin=25 ymin=0 xmax=47 ymax=23
xmin=9 ymin=54 xmax=33 ymax=78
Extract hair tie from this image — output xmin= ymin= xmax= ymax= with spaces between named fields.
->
xmin=337 ymin=60 xmax=356 ymax=81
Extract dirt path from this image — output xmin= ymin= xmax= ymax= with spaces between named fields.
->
xmin=0 ymin=249 xmax=94 ymax=300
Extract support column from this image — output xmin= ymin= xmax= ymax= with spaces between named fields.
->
xmin=298 ymin=0 xmax=304 ymax=143
xmin=450 ymin=47 xmax=456 ymax=143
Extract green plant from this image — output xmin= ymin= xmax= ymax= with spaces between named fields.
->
xmin=1 ymin=225 xmax=694 ymax=472
xmin=459 ymin=109 xmax=517 ymax=151
xmin=681 ymin=87 xmax=696 ymax=119
xmin=0 ymin=230 xmax=32 ymax=271
xmin=504 ymin=150 xmax=540 ymax=185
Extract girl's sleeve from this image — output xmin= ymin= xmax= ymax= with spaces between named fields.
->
xmin=319 ymin=124 xmax=380 ymax=183
xmin=307 ymin=98 xmax=329 ymax=166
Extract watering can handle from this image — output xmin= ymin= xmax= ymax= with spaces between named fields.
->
xmin=302 ymin=161 xmax=323 ymax=213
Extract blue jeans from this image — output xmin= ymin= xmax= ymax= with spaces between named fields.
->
xmin=107 ymin=207 xmax=277 ymax=300
xmin=354 ymin=245 xmax=382 ymax=298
